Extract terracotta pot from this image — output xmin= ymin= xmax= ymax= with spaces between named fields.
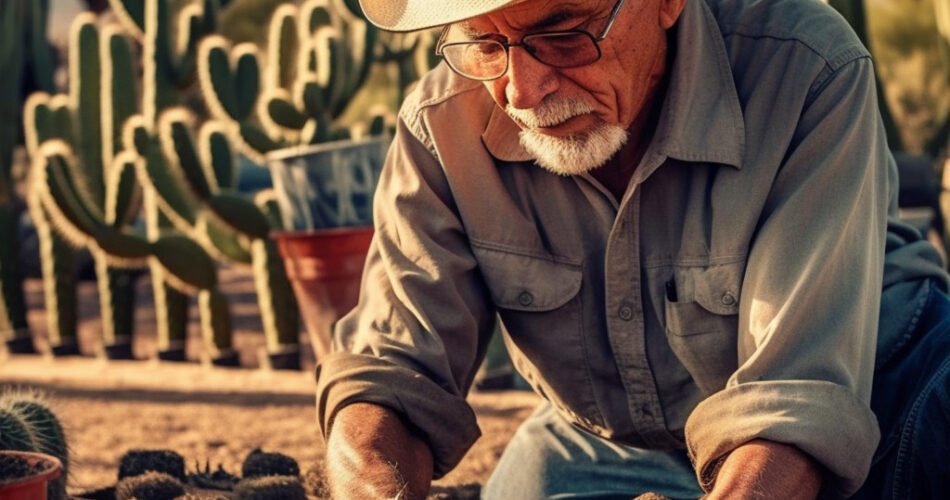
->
xmin=0 ymin=450 xmax=62 ymax=500
xmin=272 ymin=227 xmax=374 ymax=360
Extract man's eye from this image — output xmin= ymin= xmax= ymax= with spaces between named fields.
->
xmin=534 ymin=34 xmax=589 ymax=51
xmin=473 ymin=43 xmax=504 ymax=55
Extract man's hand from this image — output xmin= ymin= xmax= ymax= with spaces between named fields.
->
xmin=703 ymin=439 xmax=822 ymax=500
xmin=325 ymin=402 xmax=434 ymax=499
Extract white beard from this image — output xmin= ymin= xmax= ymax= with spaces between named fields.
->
xmin=506 ymin=97 xmax=628 ymax=176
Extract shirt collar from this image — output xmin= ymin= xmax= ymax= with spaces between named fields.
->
xmin=481 ymin=0 xmax=745 ymax=169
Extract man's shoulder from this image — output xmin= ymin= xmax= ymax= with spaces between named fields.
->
xmin=706 ymin=0 xmax=869 ymax=69
xmin=397 ymin=63 xmax=497 ymax=150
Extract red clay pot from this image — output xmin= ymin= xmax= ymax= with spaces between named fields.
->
xmin=0 ymin=451 xmax=62 ymax=500
xmin=272 ymin=226 xmax=374 ymax=359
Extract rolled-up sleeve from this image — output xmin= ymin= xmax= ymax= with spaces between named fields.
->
xmin=686 ymin=56 xmax=886 ymax=497
xmin=315 ymin=111 xmax=496 ymax=477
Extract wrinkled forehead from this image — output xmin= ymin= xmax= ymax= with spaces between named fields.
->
xmin=456 ymin=0 xmax=606 ymax=35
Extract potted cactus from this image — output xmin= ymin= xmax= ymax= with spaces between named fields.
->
xmin=0 ymin=390 xmax=69 ymax=500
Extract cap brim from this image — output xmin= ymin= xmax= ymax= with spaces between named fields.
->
xmin=358 ymin=0 xmax=525 ymax=31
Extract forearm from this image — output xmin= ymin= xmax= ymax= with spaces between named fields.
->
xmin=704 ymin=439 xmax=821 ymax=500
xmin=325 ymin=402 xmax=434 ymax=499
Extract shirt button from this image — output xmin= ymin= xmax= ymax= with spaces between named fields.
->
xmin=721 ymin=292 xmax=737 ymax=306
xmin=518 ymin=291 xmax=533 ymax=306
xmin=618 ymin=304 xmax=634 ymax=321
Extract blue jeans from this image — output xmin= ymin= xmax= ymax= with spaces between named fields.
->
xmin=483 ymin=280 xmax=950 ymax=499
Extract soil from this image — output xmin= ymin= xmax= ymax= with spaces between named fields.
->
xmin=0 ymin=453 xmax=46 ymax=484
xmin=1 ymin=267 xmax=539 ymax=499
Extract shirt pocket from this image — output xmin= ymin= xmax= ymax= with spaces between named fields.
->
xmin=472 ymin=243 xmax=582 ymax=311
xmin=663 ymin=261 xmax=744 ymax=395
xmin=471 ymin=242 xmax=605 ymax=426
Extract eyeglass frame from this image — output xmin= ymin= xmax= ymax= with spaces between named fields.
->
xmin=434 ymin=0 xmax=628 ymax=81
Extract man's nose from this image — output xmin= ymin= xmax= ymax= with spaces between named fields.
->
xmin=504 ymin=47 xmax=558 ymax=109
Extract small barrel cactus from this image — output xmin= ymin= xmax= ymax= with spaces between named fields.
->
xmin=241 ymin=448 xmax=299 ymax=478
xmin=233 ymin=475 xmax=307 ymax=500
xmin=117 ymin=449 xmax=186 ymax=481
xmin=115 ymin=470 xmax=185 ymax=500
xmin=0 ymin=390 xmax=69 ymax=500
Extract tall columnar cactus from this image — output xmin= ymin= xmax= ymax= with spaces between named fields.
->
xmin=24 ymin=6 xmax=238 ymax=362
xmin=107 ymin=0 xmax=298 ymax=363
xmin=198 ymin=0 xmax=382 ymax=163
xmin=0 ymin=389 xmax=69 ymax=500
xmin=0 ymin=0 xmax=56 ymax=353
xmin=106 ymin=0 xmax=229 ymax=361
xmin=140 ymin=107 xmax=299 ymax=362
xmin=25 ymin=15 xmax=143 ymax=358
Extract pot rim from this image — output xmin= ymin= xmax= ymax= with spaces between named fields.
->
xmin=270 ymin=226 xmax=374 ymax=240
xmin=0 ymin=450 xmax=63 ymax=489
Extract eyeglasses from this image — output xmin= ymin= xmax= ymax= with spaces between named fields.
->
xmin=435 ymin=0 xmax=627 ymax=81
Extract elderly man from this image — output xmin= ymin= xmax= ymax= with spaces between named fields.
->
xmin=315 ymin=0 xmax=950 ymax=498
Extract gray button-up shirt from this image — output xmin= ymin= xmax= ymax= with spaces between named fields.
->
xmin=315 ymin=0 xmax=949 ymax=495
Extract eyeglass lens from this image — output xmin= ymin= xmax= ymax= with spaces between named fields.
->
xmin=441 ymin=31 xmax=601 ymax=80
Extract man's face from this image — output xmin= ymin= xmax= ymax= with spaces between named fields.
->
xmin=453 ymin=0 xmax=682 ymax=175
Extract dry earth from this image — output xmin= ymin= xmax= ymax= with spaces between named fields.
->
xmin=2 ymin=266 xmax=539 ymax=498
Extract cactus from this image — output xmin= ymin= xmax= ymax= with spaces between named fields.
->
xmin=198 ymin=0 xmax=386 ymax=163
xmin=142 ymin=107 xmax=299 ymax=360
xmin=108 ymin=0 xmax=229 ymax=360
xmin=0 ymin=0 xmax=56 ymax=353
xmin=233 ymin=475 xmax=307 ymax=500
xmin=118 ymin=449 xmax=186 ymax=481
xmin=115 ymin=471 xmax=186 ymax=500
xmin=241 ymin=448 xmax=299 ymax=478
xmin=0 ymin=389 xmax=69 ymax=500
xmin=25 ymin=2 xmax=246 ymax=361
xmin=375 ymin=29 xmax=441 ymax=104
xmin=29 ymin=141 xmax=217 ymax=291
xmin=22 ymin=15 xmax=143 ymax=357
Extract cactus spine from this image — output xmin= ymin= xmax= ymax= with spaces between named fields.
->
xmin=0 ymin=0 xmax=56 ymax=352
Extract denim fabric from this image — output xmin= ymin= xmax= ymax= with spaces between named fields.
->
xmin=484 ymin=279 xmax=950 ymax=499
xmin=482 ymin=403 xmax=703 ymax=500
xmin=852 ymin=279 xmax=950 ymax=500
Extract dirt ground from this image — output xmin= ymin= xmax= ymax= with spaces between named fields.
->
xmin=2 ymin=267 xmax=539 ymax=498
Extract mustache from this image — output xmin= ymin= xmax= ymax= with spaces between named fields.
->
xmin=505 ymin=97 xmax=595 ymax=129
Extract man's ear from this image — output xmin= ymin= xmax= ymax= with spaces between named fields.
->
xmin=658 ymin=0 xmax=688 ymax=28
